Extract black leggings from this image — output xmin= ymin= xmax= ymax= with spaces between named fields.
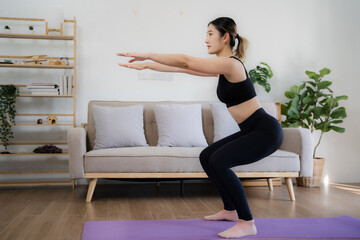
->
xmin=199 ymin=108 xmax=283 ymax=221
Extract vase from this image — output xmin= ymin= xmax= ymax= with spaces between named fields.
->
xmin=296 ymin=157 xmax=325 ymax=187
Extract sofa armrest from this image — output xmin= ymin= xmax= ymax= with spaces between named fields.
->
xmin=67 ymin=127 xmax=87 ymax=179
xmin=279 ymin=127 xmax=313 ymax=177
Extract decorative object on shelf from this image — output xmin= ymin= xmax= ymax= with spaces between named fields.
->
xmin=49 ymin=57 xmax=68 ymax=66
xmin=45 ymin=7 xmax=64 ymax=36
xmin=46 ymin=22 xmax=63 ymax=35
xmin=4 ymin=25 xmax=10 ymax=33
xmin=37 ymin=119 xmax=43 ymax=124
xmin=60 ymin=57 xmax=69 ymax=65
xmin=249 ymin=62 xmax=273 ymax=93
xmin=23 ymin=55 xmax=48 ymax=64
xmin=33 ymin=145 xmax=63 ymax=153
xmin=0 ymin=84 xmax=19 ymax=154
xmin=28 ymin=25 xmax=34 ymax=34
xmin=3 ymin=59 xmax=13 ymax=64
xmin=281 ymin=68 xmax=348 ymax=187
xmin=47 ymin=115 xmax=58 ymax=124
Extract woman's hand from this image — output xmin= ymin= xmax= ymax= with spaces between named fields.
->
xmin=118 ymin=62 xmax=147 ymax=70
xmin=117 ymin=52 xmax=149 ymax=63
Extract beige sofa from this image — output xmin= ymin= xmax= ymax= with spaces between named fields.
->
xmin=68 ymin=101 xmax=313 ymax=202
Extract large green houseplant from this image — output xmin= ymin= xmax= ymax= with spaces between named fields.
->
xmin=249 ymin=62 xmax=273 ymax=93
xmin=0 ymin=85 xmax=19 ymax=154
xmin=281 ymin=68 xmax=348 ymax=187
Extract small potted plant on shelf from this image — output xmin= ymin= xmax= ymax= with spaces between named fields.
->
xmin=0 ymin=85 xmax=19 ymax=154
xmin=4 ymin=25 xmax=11 ymax=33
xmin=249 ymin=62 xmax=273 ymax=93
xmin=281 ymin=68 xmax=348 ymax=187
xmin=28 ymin=25 xmax=34 ymax=34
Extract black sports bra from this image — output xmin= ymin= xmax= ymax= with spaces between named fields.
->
xmin=216 ymin=56 xmax=257 ymax=108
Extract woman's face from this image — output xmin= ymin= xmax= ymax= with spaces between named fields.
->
xmin=205 ymin=24 xmax=224 ymax=55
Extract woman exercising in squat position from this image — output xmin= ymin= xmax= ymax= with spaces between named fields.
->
xmin=117 ymin=17 xmax=283 ymax=239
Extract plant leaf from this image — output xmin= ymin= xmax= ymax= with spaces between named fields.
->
xmin=306 ymin=71 xmax=319 ymax=81
xmin=306 ymin=81 xmax=316 ymax=87
xmin=326 ymin=97 xmax=338 ymax=106
xmin=330 ymin=107 xmax=347 ymax=119
xmin=319 ymin=68 xmax=331 ymax=77
xmin=335 ymin=95 xmax=348 ymax=101
xmin=299 ymin=82 xmax=306 ymax=90
xmin=330 ymin=120 xmax=343 ymax=124
xmin=330 ymin=126 xmax=345 ymax=133
xmin=318 ymin=81 xmax=332 ymax=89
xmin=289 ymin=85 xmax=298 ymax=94
xmin=285 ymin=91 xmax=296 ymax=99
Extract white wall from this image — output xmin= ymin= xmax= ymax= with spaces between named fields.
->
xmin=1 ymin=0 xmax=359 ymax=183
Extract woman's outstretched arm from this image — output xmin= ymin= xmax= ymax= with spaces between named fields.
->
xmin=118 ymin=62 xmax=217 ymax=77
xmin=117 ymin=52 xmax=236 ymax=76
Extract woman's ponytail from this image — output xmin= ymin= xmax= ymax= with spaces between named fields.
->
xmin=235 ymin=34 xmax=249 ymax=61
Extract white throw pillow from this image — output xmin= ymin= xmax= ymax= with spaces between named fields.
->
xmin=209 ymin=102 xmax=240 ymax=142
xmin=153 ymin=104 xmax=208 ymax=147
xmin=92 ymin=105 xmax=148 ymax=149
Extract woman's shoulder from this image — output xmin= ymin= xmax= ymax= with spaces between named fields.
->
xmin=229 ymin=56 xmax=243 ymax=63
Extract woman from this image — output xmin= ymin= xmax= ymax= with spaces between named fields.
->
xmin=117 ymin=17 xmax=283 ymax=239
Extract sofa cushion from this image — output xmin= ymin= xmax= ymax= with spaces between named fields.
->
xmin=84 ymin=148 xmax=300 ymax=173
xmin=153 ymin=104 xmax=208 ymax=147
xmin=209 ymin=102 xmax=239 ymax=142
xmin=92 ymin=104 xmax=148 ymax=149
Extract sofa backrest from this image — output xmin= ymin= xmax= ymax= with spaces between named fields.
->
xmin=86 ymin=101 xmax=280 ymax=151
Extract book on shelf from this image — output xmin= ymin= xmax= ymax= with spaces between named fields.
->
xmin=27 ymin=84 xmax=58 ymax=89
xmin=30 ymin=89 xmax=59 ymax=95
xmin=30 ymin=89 xmax=59 ymax=92
xmin=30 ymin=83 xmax=58 ymax=86
xmin=58 ymin=74 xmax=73 ymax=95
xmin=30 ymin=92 xmax=60 ymax=95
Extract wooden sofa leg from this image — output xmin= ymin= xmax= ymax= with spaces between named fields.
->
xmin=267 ymin=178 xmax=274 ymax=191
xmin=86 ymin=178 xmax=98 ymax=203
xmin=285 ymin=177 xmax=295 ymax=201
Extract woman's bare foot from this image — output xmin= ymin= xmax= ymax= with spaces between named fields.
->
xmin=218 ymin=219 xmax=257 ymax=238
xmin=204 ymin=209 xmax=238 ymax=222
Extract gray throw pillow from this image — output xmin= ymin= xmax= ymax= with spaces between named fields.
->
xmin=92 ymin=105 xmax=148 ymax=149
xmin=209 ymin=102 xmax=240 ymax=142
xmin=153 ymin=104 xmax=208 ymax=147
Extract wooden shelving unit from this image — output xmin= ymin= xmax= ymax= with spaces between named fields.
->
xmin=18 ymin=94 xmax=74 ymax=97
xmin=0 ymin=63 xmax=74 ymax=69
xmin=2 ymin=153 xmax=68 ymax=156
xmin=0 ymin=16 xmax=77 ymax=187
xmin=10 ymin=124 xmax=73 ymax=126
xmin=0 ymin=179 xmax=75 ymax=188
xmin=0 ymin=32 xmax=74 ymax=40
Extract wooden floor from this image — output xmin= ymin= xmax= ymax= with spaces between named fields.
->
xmin=0 ymin=180 xmax=359 ymax=240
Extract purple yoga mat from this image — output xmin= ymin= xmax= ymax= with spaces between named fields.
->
xmin=82 ymin=216 xmax=360 ymax=240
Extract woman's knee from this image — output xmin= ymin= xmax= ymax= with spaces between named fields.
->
xmin=208 ymin=153 xmax=227 ymax=171
xmin=199 ymin=148 xmax=210 ymax=165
